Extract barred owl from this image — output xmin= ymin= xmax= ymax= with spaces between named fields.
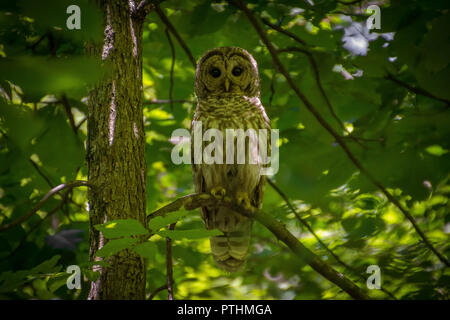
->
xmin=191 ymin=47 xmax=271 ymax=272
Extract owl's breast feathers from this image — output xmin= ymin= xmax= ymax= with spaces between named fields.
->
xmin=193 ymin=94 xmax=270 ymax=131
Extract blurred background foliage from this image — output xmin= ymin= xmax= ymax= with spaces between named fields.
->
xmin=0 ymin=0 xmax=449 ymax=300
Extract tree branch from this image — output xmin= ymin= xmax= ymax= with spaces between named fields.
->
xmin=76 ymin=116 xmax=87 ymax=130
xmin=148 ymin=193 xmax=370 ymax=300
xmin=336 ymin=0 xmax=365 ymax=5
xmin=166 ymin=222 xmax=175 ymax=300
xmin=131 ymin=0 xmax=159 ymax=21
xmin=148 ymin=284 xmax=168 ymax=300
xmin=261 ymin=18 xmax=307 ymax=47
xmin=278 ymin=47 xmax=373 ymax=148
xmin=0 ymin=181 xmax=91 ymax=232
xmin=385 ymin=73 xmax=450 ymax=107
xmin=8 ymin=191 xmax=70 ymax=258
xmin=61 ymin=94 xmax=78 ymax=134
xmin=164 ymin=27 xmax=176 ymax=112
xmin=267 ymin=179 xmax=397 ymax=299
xmin=154 ymin=5 xmax=197 ymax=68
xmin=229 ymin=0 xmax=450 ymax=267
xmin=29 ymin=158 xmax=55 ymax=188
xmin=277 ymin=47 xmax=343 ymax=128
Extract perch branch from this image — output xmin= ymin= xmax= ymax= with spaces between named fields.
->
xmin=148 ymin=193 xmax=370 ymax=300
xmin=230 ymin=0 xmax=449 ymax=267
xmin=0 ymin=181 xmax=91 ymax=232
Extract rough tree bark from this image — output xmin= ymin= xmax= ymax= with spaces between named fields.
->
xmin=86 ymin=1 xmax=152 ymax=299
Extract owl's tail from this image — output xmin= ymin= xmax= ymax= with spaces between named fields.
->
xmin=209 ymin=207 xmax=252 ymax=272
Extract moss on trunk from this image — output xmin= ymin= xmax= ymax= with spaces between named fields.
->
xmin=86 ymin=0 xmax=148 ymax=300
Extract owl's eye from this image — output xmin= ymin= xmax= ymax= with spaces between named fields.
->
xmin=232 ymin=67 xmax=243 ymax=77
xmin=209 ymin=68 xmax=221 ymax=78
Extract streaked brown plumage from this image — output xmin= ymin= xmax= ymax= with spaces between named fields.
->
xmin=192 ymin=47 xmax=270 ymax=272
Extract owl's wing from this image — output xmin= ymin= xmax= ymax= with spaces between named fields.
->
xmin=190 ymin=115 xmax=210 ymax=226
xmin=252 ymin=112 xmax=271 ymax=209
xmin=252 ymin=175 xmax=266 ymax=209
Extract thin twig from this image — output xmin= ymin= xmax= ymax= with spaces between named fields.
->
xmin=27 ymin=32 xmax=48 ymax=53
xmin=337 ymin=0 xmax=365 ymax=5
xmin=166 ymin=222 xmax=176 ymax=300
xmin=61 ymin=95 xmax=78 ymax=134
xmin=148 ymin=193 xmax=370 ymax=300
xmin=148 ymin=284 xmax=168 ymax=300
xmin=154 ymin=5 xmax=197 ymax=68
xmin=278 ymin=47 xmax=343 ymax=128
xmin=261 ymin=18 xmax=307 ymax=47
xmin=385 ymin=73 xmax=450 ymax=107
xmin=29 ymin=158 xmax=55 ymax=188
xmin=277 ymin=47 xmax=367 ymax=149
xmin=0 ymin=181 xmax=91 ymax=232
xmin=164 ymin=28 xmax=176 ymax=112
xmin=30 ymin=159 xmax=84 ymax=211
xmin=268 ymin=71 xmax=276 ymax=109
xmin=8 ymin=192 xmax=69 ymax=258
xmin=76 ymin=116 xmax=88 ymax=130
xmin=230 ymin=0 xmax=449 ymax=267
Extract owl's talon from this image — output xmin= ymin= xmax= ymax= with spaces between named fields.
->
xmin=211 ymin=187 xmax=226 ymax=200
xmin=236 ymin=191 xmax=252 ymax=210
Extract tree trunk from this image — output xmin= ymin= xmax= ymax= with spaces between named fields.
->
xmin=86 ymin=0 xmax=148 ymax=299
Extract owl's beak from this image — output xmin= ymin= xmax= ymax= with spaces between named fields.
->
xmin=224 ymin=78 xmax=231 ymax=92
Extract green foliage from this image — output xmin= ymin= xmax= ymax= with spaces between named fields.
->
xmin=157 ymin=229 xmax=223 ymax=240
xmin=133 ymin=242 xmax=158 ymax=259
xmin=0 ymin=0 xmax=449 ymax=300
xmin=96 ymin=238 xmax=140 ymax=258
xmin=148 ymin=211 xmax=188 ymax=232
xmin=0 ymin=255 xmax=61 ymax=294
xmin=94 ymin=219 xmax=148 ymax=239
xmin=92 ymin=217 xmax=223 ymax=259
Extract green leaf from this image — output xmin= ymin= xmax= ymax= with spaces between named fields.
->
xmin=47 ymin=273 xmax=69 ymax=293
xmin=133 ymin=242 xmax=158 ymax=259
xmin=148 ymin=211 xmax=188 ymax=232
xmin=0 ymin=101 xmax=44 ymax=152
xmin=83 ymin=270 xmax=100 ymax=282
xmin=0 ymin=255 xmax=62 ymax=293
xmin=157 ymin=229 xmax=223 ymax=240
xmin=0 ymin=56 xmax=103 ymax=99
xmin=425 ymin=145 xmax=448 ymax=156
xmin=96 ymin=238 xmax=140 ymax=258
xmin=30 ymin=255 xmax=61 ymax=274
xmin=94 ymin=219 xmax=148 ymax=239
xmin=188 ymin=1 xmax=230 ymax=36
xmin=33 ymin=107 xmax=84 ymax=181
